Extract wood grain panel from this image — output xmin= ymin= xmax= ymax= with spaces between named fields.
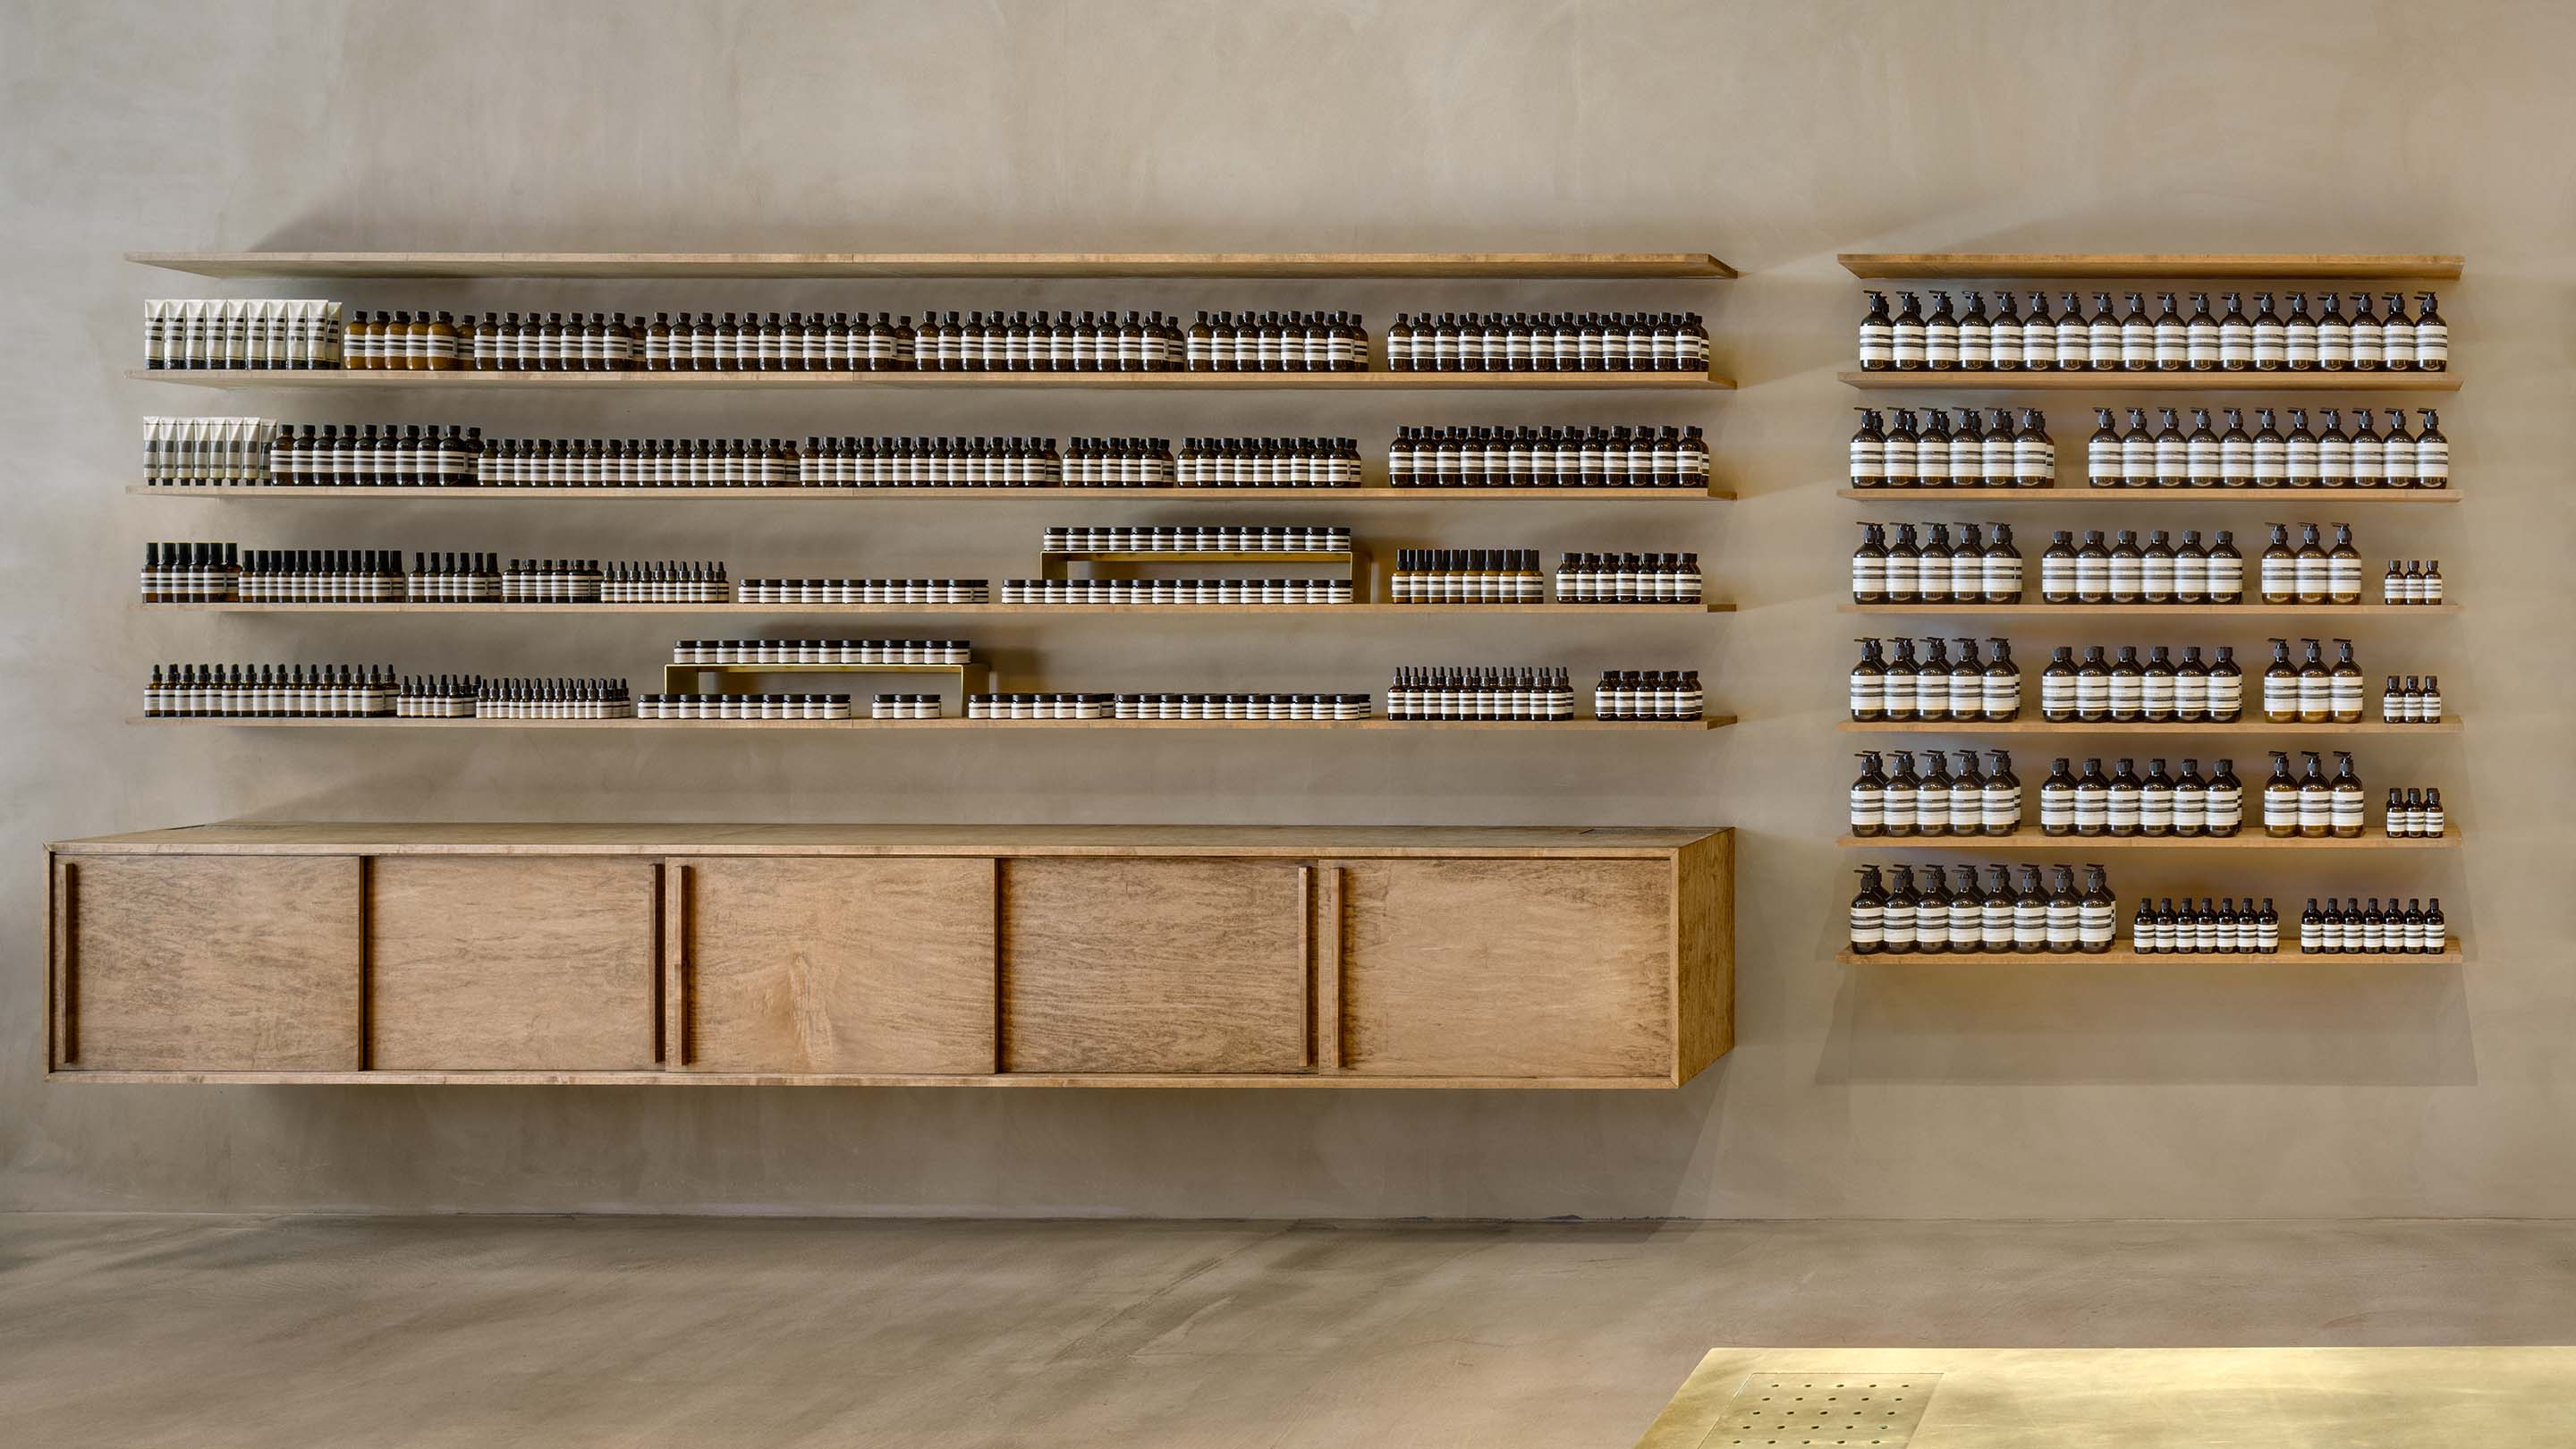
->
xmin=999 ymin=859 xmax=1309 ymax=1073
xmin=369 ymin=857 xmax=657 ymax=1070
xmin=1334 ymin=859 xmax=1671 ymax=1079
xmin=56 ymin=855 xmax=360 ymax=1071
xmin=1674 ymin=831 xmax=1735 ymax=1081
xmin=674 ymin=857 xmax=995 ymax=1074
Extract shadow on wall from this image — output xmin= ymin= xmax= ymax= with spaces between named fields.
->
xmin=1815 ymin=959 xmax=2471 ymax=1085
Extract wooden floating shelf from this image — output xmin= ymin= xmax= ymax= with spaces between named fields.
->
xmin=1837 ymin=253 xmax=2463 ymax=280
xmin=1840 ymin=719 xmax=2459 ymax=736
xmin=1841 ymin=603 xmax=2455 ymax=617
xmin=126 ymin=715 xmax=1733 ymax=732
xmin=138 ymin=601 xmax=1731 ymax=616
xmin=1839 ymin=942 xmax=2462 ymax=965
xmin=1837 ymin=833 xmax=2457 ymax=851
xmin=130 ymin=250 xmax=1740 ymax=280
xmin=1837 ymin=487 xmax=2458 ymax=504
xmin=129 ymin=484 xmax=1736 ymax=502
xmin=128 ymin=368 xmax=1734 ymax=392
xmin=1839 ymin=369 xmax=2457 ymax=393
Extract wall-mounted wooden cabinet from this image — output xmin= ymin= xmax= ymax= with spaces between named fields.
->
xmin=47 ymin=824 xmax=1732 ymax=1089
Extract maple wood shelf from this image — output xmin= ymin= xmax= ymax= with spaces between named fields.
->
xmin=130 ymin=368 xmax=1733 ymax=393
xmin=1837 ymin=487 xmax=2456 ymax=504
xmin=1839 ymin=369 xmax=2457 ymax=393
xmin=1841 ymin=603 xmax=2454 ymax=617
xmin=1839 ymin=941 xmax=2462 ymax=965
xmin=131 ymin=485 xmax=1736 ymax=502
xmin=127 ymin=715 xmax=1734 ymax=732
xmin=1839 ymin=719 xmax=2459 ymax=736
xmin=130 ymin=250 xmax=1739 ymax=280
xmin=137 ymin=601 xmax=1730 ymax=616
xmin=1836 ymin=833 xmax=2457 ymax=851
xmin=1836 ymin=253 xmax=2463 ymax=280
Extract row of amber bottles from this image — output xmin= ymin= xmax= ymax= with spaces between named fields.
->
xmin=2086 ymin=409 xmax=2448 ymax=489
xmin=1858 ymin=291 xmax=2448 ymax=371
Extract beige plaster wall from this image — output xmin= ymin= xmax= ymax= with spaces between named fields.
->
xmin=2 ymin=0 xmax=2563 ymax=1216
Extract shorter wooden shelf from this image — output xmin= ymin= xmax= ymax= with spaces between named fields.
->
xmin=1839 ymin=941 xmax=2462 ymax=965
xmin=127 ymin=715 xmax=1734 ymax=732
xmin=1837 ymin=833 xmax=2457 ymax=851
xmin=1840 ymin=369 xmax=2457 ymax=393
xmin=130 ymin=484 xmax=1736 ymax=502
xmin=138 ymin=600 xmax=1730 ymax=615
xmin=1837 ymin=487 xmax=2458 ymax=504
xmin=1840 ymin=719 xmax=2458 ymax=736
xmin=131 ymin=250 xmax=1741 ymax=279
xmin=1841 ymin=602 xmax=2455 ymax=617
xmin=1836 ymin=253 xmax=2463 ymax=280
xmin=130 ymin=368 xmax=1735 ymax=393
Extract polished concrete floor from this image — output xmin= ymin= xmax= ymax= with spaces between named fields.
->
xmin=3 ymin=1216 xmax=2573 ymax=1448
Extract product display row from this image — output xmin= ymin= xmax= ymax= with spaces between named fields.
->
xmin=1382 ymin=313 xmax=1712 ymax=372
xmin=1851 ymin=523 xmax=2029 ymax=604
xmin=636 ymin=692 xmax=854 ymax=720
xmin=2297 ymin=897 xmax=2451 ymax=953
xmin=1387 ymin=426 xmax=1715 ymax=489
xmin=1848 ymin=862 xmax=2119 ymax=954
xmin=1847 ymin=637 xmax=2027 ymax=721
xmin=1390 ymin=550 xmax=1546 ymax=603
xmin=146 ymin=664 xmax=394 ymax=716
xmin=672 ymin=639 xmax=971 ymax=665
xmin=2127 ymin=897 xmax=2283 ymax=953
xmin=141 ymin=300 xmax=343 ymax=369
xmin=2080 ymin=409 xmax=2450 ymax=490
xmin=1845 ymin=410 xmax=2057 ymax=488
xmin=143 ymin=421 xmax=1723 ymax=491
xmin=735 ymin=579 xmax=993 ymax=605
xmin=1385 ymin=666 xmax=1577 ymax=721
xmin=996 ymin=578 xmax=1355 ymax=605
xmin=358 ymin=308 xmax=1220 ymax=373
xmin=1041 ymin=525 xmax=1352 ymax=554
xmin=2043 ymin=526 xmax=2252 ymax=605
xmin=393 ymin=676 xmax=636 ymax=718
xmin=1855 ymin=290 xmax=2450 ymax=372
xmin=966 ymin=692 xmax=1377 ymax=721
xmin=1848 ymin=750 xmax=2024 ymax=837
xmin=2377 ymin=562 xmax=2446 ymax=605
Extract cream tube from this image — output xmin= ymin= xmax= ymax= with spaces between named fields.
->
xmin=144 ymin=301 xmax=167 ymax=369
xmin=141 ymin=416 xmax=163 ymax=483
xmin=254 ymin=301 xmax=276 ymax=367
xmin=293 ymin=301 xmax=318 ymax=368
xmin=216 ymin=417 xmax=243 ymax=481
xmin=175 ymin=301 xmax=203 ymax=367
xmin=321 ymin=301 xmax=343 ymax=367
xmin=216 ymin=300 xmax=240 ymax=369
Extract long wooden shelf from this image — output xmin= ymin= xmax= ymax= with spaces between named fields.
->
xmin=1837 ymin=253 xmax=2463 ymax=280
xmin=137 ymin=601 xmax=1731 ymax=616
xmin=129 ymin=368 xmax=1734 ymax=392
xmin=1837 ymin=487 xmax=2457 ymax=504
xmin=130 ymin=484 xmax=1736 ymax=502
xmin=1842 ymin=603 xmax=2453 ymax=617
xmin=130 ymin=250 xmax=1740 ymax=280
xmin=1837 ymin=833 xmax=2456 ymax=851
xmin=126 ymin=715 xmax=1734 ymax=732
xmin=1840 ymin=369 xmax=2456 ymax=393
xmin=1839 ymin=941 xmax=2462 ymax=965
xmin=52 ymin=1068 xmax=1682 ymax=1089
xmin=1840 ymin=719 xmax=2458 ymax=736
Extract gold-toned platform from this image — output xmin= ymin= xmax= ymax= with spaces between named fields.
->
xmin=1636 ymin=1346 xmax=2575 ymax=1448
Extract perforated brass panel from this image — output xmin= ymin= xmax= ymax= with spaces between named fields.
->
xmin=1706 ymin=1373 xmax=1937 ymax=1447
xmin=1637 ymin=1348 xmax=2576 ymax=1449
